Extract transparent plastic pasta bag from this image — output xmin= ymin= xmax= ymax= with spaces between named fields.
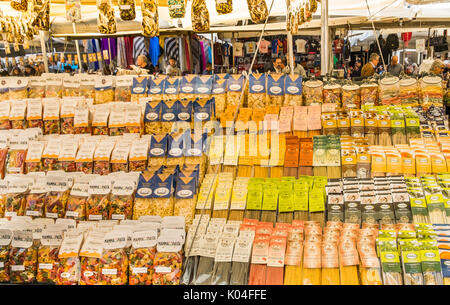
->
xmin=9 ymin=99 xmax=27 ymax=129
xmin=56 ymin=232 xmax=83 ymax=285
xmin=86 ymin=177 xmax=111 ymax=221
xmin=192 ymin=0 xmax=210 ymax=32
xmin=399 ymin=77 xmax=419 ymax=106
xmin=115 ymin=75 xmax=133 ymax=102
xmin=133 ymin=171 xmax=155 ymax=219
xmin=65 ymin=182 xmax=88 ymax=221
xmin=9 ymin=230 xmax=37 ymax=284
xmin=24 ymin=180 xmax=46 ymax=218
xmin=94 ymin=76 xmax=115 ymax=104
xmin=323 ymin=82 xmax=341 ymax=106
xmin=79 ymin=75 xmax=96 ymax=100
xmin=99 ymin=230 xmax=130 ymax=285
xmin=379 ymin=76 xmax=400 ymax=105
xmin=31 ymin=0 xmax=50 ymax=31
xmin=303 ymin=79 xmax=323 ymax=105
xmin=79 ymin=232 xmax=103 ymax=285
xmin=45 ymin=75 xmax=63 ymax=98
xmin=284 ymin=74 xmax=303 ymax=106
xmin=246 ymin=0 xmax=268 ymax=23
xmin=109 ymin=180 xmax=135 ymax=221
xmin=93 ymin=139 xmax=115 ymax=175
xmin=42 ymin=139 xmax=62 ymax=171
xmin=44 ymin=174 xmax=70 ymax=219
xmin=216 ymin=0 xmax=232 ymax=14
xmin=0 ymin=229 xmax=12 ymax=283
xmin=9 ymin=77 xmax=28 ymax=100
xmin=28 ymin=77 xmax=46 ymax=98
xmin=26 ymin=98 xmax=43 ymax=129
xmin=141 ymin=0 xmax=159 ymax=37
xmin=168 ymin=0 xmax=185 ymax=19
xmin=0 ymin=101 xmax=11 ymax=130
xmin=420 ymin=75 xmax=443 ymax=107
xmin=43 ymin=97 xmax=61 ymax=135
xmin=0 ymin=78 xmax=9 ymax=101
xmin=118 ymin=0 xmax=136 ymax=21
xmin=4 ymin=177 xmax=30 ymax=219
xmin=97 ymin=0 xmax=117 ymax=34
xmin=36 ymin=228 xmax=63 ymax=284
xmin=129 ymin=229 xmax=157 ymax=285
xmin=62 ymin=76 xmax=81 ymax=97
xmin=152 ymin=233 xmax=183 ymax=285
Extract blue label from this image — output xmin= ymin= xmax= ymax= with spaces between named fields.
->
xmin=152 ymin=173 xmax=174 ymax=199
xmin=284 ymin=74 xmax=302 ymax=95
xmin=185 ymin=133 xmax=207 ymax=157
xmin=132 ymin=77 xmax=148 ymax=95
xmin=195 ymin=75 xmax=213 ymax=95
xmin=167 ymin=132 xmax=186 ymax=158
xmin=212 ymin=78 xmax=227 ymax=95
xmin=177 ymin=99 xmax=193 ymax=122
xmin=180 ymin=75 xmax=198 ymax=94
xmin=175 ymin=176 xmax=196 ymax=199
xmin=148 ymin=76 xmax=166 ymax=95
xmin=135 ymin=173 xmax=155 ymax=199
xmin=144 ymin=102 xmax=161 ymax=123
xmin=227 ymin=74 xmax=245 ymax=92
xmin=193 ymin=98 xmax=212 ymax=122
xmin=267 ymin=74 xmax=285 ymax=96
xmin=163 ymin=77 xmax=180 ymax=95
xmin=249 ymin=74 xmax=266 ymax=94
xmin=149 ymin=134 xmax=168 ymax=157
xmin=441 ymin=258 xmax=450 ymax=278
xmin=161 ymin=101 xmax=179 ymax=122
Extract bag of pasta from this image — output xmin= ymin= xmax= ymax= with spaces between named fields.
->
xmin=24 ymin=140 xmax=43 ymax=173
xmin=93 ymin=139 xmax=115 ymax=175
xmin=45 ymin=75 xmax=63 ymax=98
xmin=92 ymin=104 xmax=110 ymax=135
xmin=0 ymin=228 xmax=12 ymax=283
xmin=108 ymin=103 xmax=126 ymax=136
xmin=75 ymin=139 xmax=96 ymax=174
xmin=115 ymin=75 xmax=133 ymax=102
xmin=62 ymin=76 xmax=81 ymax=97
xmin=79 ymin=231 xmax=104 ymax=285
xmin=246 ymin=0 xmax=268 ymax=23
xmin=163 ymin=77 xmax=181 ymax=101
xmin=44 ymin=173 xmax=71 ymax=219
xmin=342 ymin=83 xmax=361 ymax=109
xmin=30 ymin=0 xmax=50 ymax=31
xmin=152 ymin=172 xmax=175 ymax=218
xmin=56 ymin=231 xmax=83 ymax=285
xmin=174 ymin=176 xmax=197 ymax=226
xmin=323 ymin=82 xmax=341 ymax=106
xmin=212 ymin=74 xmax=228 ymax=118
xmin=399 ymin=77 xmax=419 ymax=106
xmin=8 ymin=77 xmax=28 ymax=100
xmin=43 ymin=97 xmax=61 ymax=134
xmin=97 ymin=0 xmax=117 ymax=34
xmin=79 ymin=74 xmax=96 ymax=100
xmin=144 ymin=101 xmax=162 ymax=134
xmin=26 ymin=98 xmax=43 ymax=129
xmin=266 ymin=73 xmax=285 ymax=107
xmin=0 ymin=101 xmax=11 ymax=131
xmin=148 ymin=134 xmax=168 ymax=167
xmin=248 ymin=73 xmax=267 ymax=109
xmin=36 ymin=227 xmax=63 ymax=284
xmin=86 ymin=176 xmax=111 ymax=221
xmin=110 ymin=140 xmax=131 ymax=172
xmin=28 ymin=77 xmax=46 ymax=98
xmin=420 ymin=75 xmax=443 ymax=107
xmin=168 ymin=0 xmax=185 ymax=18
xmin=58 ymin=139 xmax=78 ymax=172
xmin=129 ymin=229 xmax=157 ymax=285
xmin=123 ymin=104 xmax=142 ymax=134
xmin=360 ymin=81 xmax=378 ymax=106
xmin=141 ymin=0 xmax=159 ymax=37
xmin=0 ymin=78 xmax=9 ymax=101
xmin=161 ymin=100 xmax=178 ymax=134
xmin=131 ymin=77 xmax=149 ymax=103
xmin=109 ymin=179 xmax=135 ymax=221
xmin=227 ymin=74 xmax=245 ymax=107
xmin=9 ymin=99 xmax=27 ymax=130
xmin=179 ymin=75 xmax=198 ymax=100
xmin=303 ymin=79 xmax=323 ymax=105
xmin=95 ymin=76 xmax=115 ymax=105
xmin=379 ymin=76 xmax=400 ymax=105
xmin=4 ymin=176 xmax=32 ymax=219
xmin=129 ymin=138 xmax=149 ymax=172
xmin=98 ymin=229 xmax=129 ymax=285
xmin=133 ymin=171 xmax=155 ymax=219
xmin=65 ymin=182 xmax=89 ymax=221
xmin=167 ymin=132 xmax=185 ymax=167
xmin=24 ymin=180 xmax=47 ymax=219
xmin=9 ymin=230 xmax=37 ymax=284
xmin=42 ymin=138 xmax=61 ymax=172
xmin=192 ymin=0 xmax=210 ymax=32
xmin=148 ymin=75 xmax=166 ymax=101
xmin=61 ymin=97 xmax=82 ymax=134
xmin=216 ymin=0 xmax=232 ymax=14
xmin=153 ymin=231 xmax=183 ymax=285
xmin=119 ymin=0 xmax=136 ymax=20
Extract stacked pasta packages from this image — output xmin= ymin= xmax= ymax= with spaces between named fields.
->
xmin=326 ymin=176 xmax=413 ymax=226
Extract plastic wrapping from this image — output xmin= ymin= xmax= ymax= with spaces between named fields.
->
xmin=6 ymin=149 xmax=27 ymax=175
xmin=246 ymin=0 xmax=268 ymax=23
xmin=129 ymin=230 xmax=157 ymax=285
xmin=115 ymin=76 xmax=132 ymax=102
xmin=420 ymin=75 xmax=443 ymax=107
xmin=379 ymin=77 xmax=400 ymax=105
xmin=342 ymin=84 xmax=361 ymax=109
xmin=45 ymin=189 xmax=69 ymax=219
xmin=94 ymin=77 xmax=115 ymax=104
xmin=97 ymin=0 xmax=117 ymax=34
xmin=80 ymin=256 xmax=100 ymax=285
xmin=303 ymin=80 xmax=323 ymax=105
xmin=36 ymin=231 xmax=62 ymax=284
xmin=25 ymin=192 xmax=46 ymax=219
xmin=192 ymin=0 xmax=210 ymax=32
xmin=248 ymin=73 xmax=267 ymax=109
xmin=399 ymin=78 xmax=420 ymax=105
xmin=360 ymin=82 xmax=378 ymax=106
xmin=168 ymin=0 xmax=185 ymax=18
xmin=119 ymin=0 xmax=136 ymax=21
xmin=141 ymin=0 xmax=159 ymax=37
xmin=152 ymin=252 xmax=183 ymax=285
xmin=9 ymin=78 xmax=28 ymax=100
xmin=216 ymin=0 xmax=232 ymax=14
xmin=323 ymin=83 xmax=341 ymax=106
xmin=0 ymin=231 xmax=11 ymax=283
xmin=56 ymin=257 xmax=80 ymax=285
xmin=31 ymin=0 xmax=50 ymax=32
xmin=9 ymin=231 xmax=37 ymax=284
xmin=99 ymin=248 xmax=128 ymax=285
xmin=109 ymin=190 xmax=134 ymax=221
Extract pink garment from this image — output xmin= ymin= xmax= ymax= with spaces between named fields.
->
xmin=199 ymin=40 xmax=207 ymax=73
xmin=184 ymin=38 xmax=191 ymax=72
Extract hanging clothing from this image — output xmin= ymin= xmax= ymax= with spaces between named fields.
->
xmin=164 ymin=37 xmax=179 ymax=68
xmin=149 ymin=37 xmax=161 ymax=67
xmin=133 ymin=36 xmax=147 ymax=62
xmin=199 ymin=40 xmax=207 ymax=72
xmin=124 ymin=37 xmax=134 ymax=68
xmin=203 ymin=41 xmax=212 ymax=64
xmin=213 ymin=42 xmax=223 ymax=66
xmin=100 ymin=38 xmax=117 ymax=65
xmin=184 ymin=38 xmax=191 ymax=72
xmin=116 ymin=37 xmax=127 ymax=68
xmin=87 ymin=39 xmax=99 ymax=70
xmin=190 ymin=36 xmax=201 ymax=74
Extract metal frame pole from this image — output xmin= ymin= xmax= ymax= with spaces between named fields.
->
xmin=321 ymin=0 xmax=329 ymax=75
xmin=39 ymin=31 xmax=49 ymax=73
xmin=72 ymin=23 xmax=82 ymax=72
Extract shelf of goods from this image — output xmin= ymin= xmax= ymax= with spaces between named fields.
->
xmin=0 ymin=72 xmax=448 ymax=285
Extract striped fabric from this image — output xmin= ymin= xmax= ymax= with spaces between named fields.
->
xmin=117 ymin=37 xmax=127 ymax=68
xmin=164 ymin=37 xmax=179 ymax=64
xmin=190 ymin=36 xmax=201 ymax=74
xmin=133 ymin=36 xmax=147 ymax=62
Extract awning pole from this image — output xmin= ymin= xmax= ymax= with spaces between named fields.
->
xmin=72 ymin=23 xmax=82 ymax=72
xmin=39 ymin=31 xmax=49 ymax=73
xmin=321 ymin=0 xmax=329 ymax=75
xmin=211 ymin=33 xmax=215 ymax=74
xmin=286 ymin=0 xmax=294 ymax=74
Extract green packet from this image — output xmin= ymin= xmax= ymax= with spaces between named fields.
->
xmin=377 ymin=238 xmax=402 ymax=273
xmin=399 ymin=239 xmax=422 ymax=275
xmin=278 ymin=189 xmax=294 ymax=213
xmin=246 ymin=188 xmax=263 ymax=210
xmin=419 ymin=239 xmax=441 ymax=273
xmin=309 ymin=188 xmax=325 ymax=212
xmin=262 ymin=187 xmax=278 ymax=211
xmin=293 ymin=189 xmax=308 ymax=212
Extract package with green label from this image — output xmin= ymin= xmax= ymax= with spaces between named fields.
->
xmin=277 ymin=188 xmax=294 ymax=223
xmin=400 ymin=239 xmax=424 ymax=285
xmin=377 ymin=237 xmax=403 ymax=285
xmin=419 ymin=239 xmax=444 ymax=285
xmin=260 ymin=186 xmax=278 ymax=223
xmin=244 ymin=184 xmax=262 ymax=221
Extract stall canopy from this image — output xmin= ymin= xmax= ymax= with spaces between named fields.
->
xmin=0 ymin=0 xmax=449 ymax=36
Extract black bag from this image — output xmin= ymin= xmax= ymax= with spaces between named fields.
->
xmin=428 ymin=30 xmax=448 ymax=52
xmin=386 ymin=34 xmax=399 ymax=51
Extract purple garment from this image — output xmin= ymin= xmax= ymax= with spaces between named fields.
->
xmin=199 ymin=40 xmax=207 ymax=73
xmin=100 ymin=38 xmax=117 ymax=65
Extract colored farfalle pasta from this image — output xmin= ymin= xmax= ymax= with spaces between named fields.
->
xmin=25 ymin=192 xmax=46 ymax=218
xmin=45 ymin=190 xmax=69 ymax=219
xmin=0 ymin=244 xmax=10 ymax=283
xmin=9 ymin=246 xmax=37 ymax=284
xmin=36 ymin=245 xmax=60 ymax=284
xmin=152 ymin=252 xmax=183 ymax=285
xmin=65 ymin=193 xmax=87 ymax=221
